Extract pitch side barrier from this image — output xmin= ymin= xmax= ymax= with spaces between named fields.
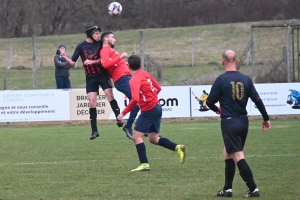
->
xmin=0 ymin=83 xmax=299 ymax=122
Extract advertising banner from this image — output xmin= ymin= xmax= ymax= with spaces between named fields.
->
xmin=69 ymin=89 xmax=113 ymax=120
xmin=158 ymin=86 xmax=190 ymax=118
xmin=248 ymin=83 xmax=300 ymax=115
xmin=0 ymin=90 xmax=70 ymax=122
xmin=190 ymin=85 xmax=222 ymax=117
xmin=191 ymin=83 xmax=300 ymax=117
xmin=1 ymin=83 xmax=299 ymax=122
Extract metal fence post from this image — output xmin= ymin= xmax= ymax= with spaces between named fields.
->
xmin=287 ymin=26 xmax=291 ymax=83
xmin=251 ymin=26 xmax=256 ymax=83
xmin=7 ymin=44 xmax=13 ymax=69
xmin=192 ymin=41 xmax=195 ymax=67
xmin=140 ymin=31 xmax=144 ymax=70
xmin=32 ymin=34 xmax=37 ymax=89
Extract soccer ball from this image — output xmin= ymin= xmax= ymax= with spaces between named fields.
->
xmin=108 ymin=2 xmax=122 ymax=16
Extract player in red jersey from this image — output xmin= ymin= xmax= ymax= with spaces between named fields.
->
xmin=62 ymin=26 xmax=122 ymax=140
xmin=99 ymin=31 xmax=140 ymax=139
xmin=117 ymin=55 xmax=186 ymax=171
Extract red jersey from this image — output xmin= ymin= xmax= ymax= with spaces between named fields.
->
xmin=122 ymin=70 xmax=161 ymax=115
xmin=100 ymin=46 xmax=131 ymax=82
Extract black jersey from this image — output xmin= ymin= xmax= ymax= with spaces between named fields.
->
xmin=71 ymin=40 xmax=105 ymax=75
xmin=207 ymin=71 xmax=260 ymax=118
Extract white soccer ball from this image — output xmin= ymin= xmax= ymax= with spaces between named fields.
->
xmin=108 ymin=2 xmax=122 ymax=16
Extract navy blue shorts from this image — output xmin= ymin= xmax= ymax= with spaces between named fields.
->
xmin=134 ymin=104 xmax=162 ymax=133
xmin=86 ymin=73 xmax=112 ymax=94
xmin=221 ymin=115 xmax=249 ymax=154
xmin=114 ymin=75 xmax=132 ymax=99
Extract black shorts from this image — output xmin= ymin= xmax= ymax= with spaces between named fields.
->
xmin=221 ymin=115 xmax=249 ymax=154
xmin=86 ymin=73 xmax=112 ymax=94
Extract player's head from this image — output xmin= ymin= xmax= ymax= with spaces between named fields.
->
xmin=128 ymin=55 xmax=141 ymax=71
xmin=85 ymin=25 xmax=101 ymax=42
xmin=101 ymin=31 xmax=116 ymax=48
xmin=222 ymin=50 xmax=238 ymax=69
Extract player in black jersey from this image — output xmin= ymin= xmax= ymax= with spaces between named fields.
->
xmin=62 ymin=25 xmax=123 ymax=140
xmin=206 ymin=50 xmax=271 ymax=198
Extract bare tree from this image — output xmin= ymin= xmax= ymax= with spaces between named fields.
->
xmin=0 ymin=0 xmax=299 ymax=38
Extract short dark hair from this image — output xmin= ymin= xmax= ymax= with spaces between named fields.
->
xmin=128 ymin=55 xmax=141 ymax=71
xmin=101 ymin=31 xmax=113 ymax=42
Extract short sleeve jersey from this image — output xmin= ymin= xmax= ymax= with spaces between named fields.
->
xmin=207 ymin=71 xmax=260 ymax=118
xmin=122 ymin=70 xmax=161 ymax=115
xmin=100 ymin=46 xmax=131 ymax=82
xmin=71 ymin=40 xmax=105 ymax=75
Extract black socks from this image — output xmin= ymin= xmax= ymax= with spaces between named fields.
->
xmin=158 ymin=137 xmax=177 ymax=151
xmin=109 ymin=99 xmax=120 ymax=118
xmin=224 ymin=158 xmax=235 ymax=190
xmin=237 ymin=159 xmax=257 ymax=192
xmin=136 ymin=143 xmax=148 ymax=163
xmin=89 ymin=108 xmax=98 ymax=132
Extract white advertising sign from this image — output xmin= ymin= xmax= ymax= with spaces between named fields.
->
xmin=158 ymin=86 xmax=190 ymax=118
xmin=190 ymin=85 xmax=221 ymax=117
xmin=248 ymin=83 xmax=300 ymax=115
xmin=112 ymin=86 xmax=190 ymax=119
xmin=0 ymin=90 xmax=70 ymax=122
xmin=0 ymin=83 xmax=298 ymax=122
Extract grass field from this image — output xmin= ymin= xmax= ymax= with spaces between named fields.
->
xmin=0 ymin=119 xmax=299 ymax=200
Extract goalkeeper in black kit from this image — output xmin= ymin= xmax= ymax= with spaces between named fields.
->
xmin=206 ymin=50 xmax=271 ymax=198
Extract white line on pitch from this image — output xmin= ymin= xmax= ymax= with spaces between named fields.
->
xmin=0 ymin=154 xmax=298 ymax=166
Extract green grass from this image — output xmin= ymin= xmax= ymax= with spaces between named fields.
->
xmin=0 ymin=119 xmax=299 ymax=199
xmin=1 ymin=19 xmax=299 ymax=89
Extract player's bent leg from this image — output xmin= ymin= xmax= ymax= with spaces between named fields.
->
xmin=148 ymin=132 xmax=160 ymax=144
xmin=103 ymin=88 xmax=114 ymax=101
xmin=125 ymin=105 xmax=139 ymax=129
xmin=103 ymin=88 xmax=123 ymax=127
xmin=132 ymin=130 xmax=144 ymax=144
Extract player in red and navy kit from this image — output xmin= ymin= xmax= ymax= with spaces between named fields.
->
xmin=62 ymin=26 xmax=122 ymax=140
xmin=117 ymin=55 xmax=186 ymax=172
xmin=206 ymin=50 xmax=271 ymax=198
xmin=100 ymin=31 xmax=140 ymax=139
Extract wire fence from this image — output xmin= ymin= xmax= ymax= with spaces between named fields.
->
xmin=250 ymin=25 xmax=299 ymax=83
xmin=0 ymin=22 xmax=299 ymax=90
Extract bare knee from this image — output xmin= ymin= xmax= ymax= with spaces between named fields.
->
xmin=88 ymin=92 xmax=97 ymax=108
xmin=132 ymin=131 xmax=144 ymax=144
xmin=148 ymin=133 xmax=160 ymax=144
xmin=104 ymin=89 xmax=114 ymax=102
